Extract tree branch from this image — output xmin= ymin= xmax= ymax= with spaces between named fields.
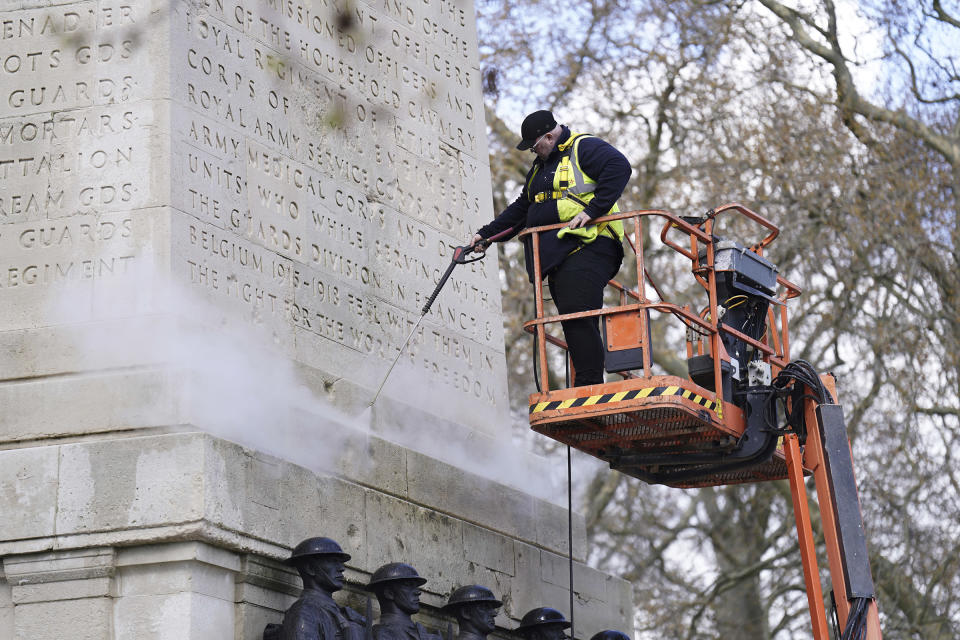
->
xmin=932 ymin=0 xmax=960 ymax=28
xmin=757 ymin=0 xmax=960 ymax=166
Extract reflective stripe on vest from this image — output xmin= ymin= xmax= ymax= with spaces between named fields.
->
xmin=528 ymin=133 xmax=624 ymax=243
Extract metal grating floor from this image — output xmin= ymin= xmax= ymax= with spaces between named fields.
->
xmin=534 ymin=406 xmax=790 ymax=488
xmin=539 ymin=406 xmax=728 ymax=448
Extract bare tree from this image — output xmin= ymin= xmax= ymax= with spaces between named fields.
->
xmin=477 ymin=0 xmax=959 ymax=638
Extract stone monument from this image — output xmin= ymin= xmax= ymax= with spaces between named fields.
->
xmin=0 ymin=1 xmax=632 ymax=639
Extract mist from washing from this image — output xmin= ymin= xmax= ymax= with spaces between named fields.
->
xmin=55 ymin=269 xmax=564 ymax=504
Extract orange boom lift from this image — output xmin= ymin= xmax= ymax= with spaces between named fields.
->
xmin=523 ymin=204 xmax=881 ymax=640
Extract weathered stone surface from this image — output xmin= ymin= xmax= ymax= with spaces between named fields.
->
xmin=0 ymin=368 xmax=180 ymax=442
xmin=14 ymin=598 xmax=114 ymax=640
xmin=509 ymin=541 xmax=546 ymax=618
xmin=4 ymin=548 xmax=118 ymax=640
xmin=160 ymin=0 xmax=507 ymax=434
xmin=0 ymin=447 xmax=59 ymax=542
xmin=363 ymin=489 xmax=466 ymax=598
xmin=0 ymin=432 xmax=573 ymax=563
xmin=540 ymin=550 xmax=610 ymax=606
xmin=0 ymin=317 xmax=170 ymax=381
xmin=236 ymin=554 xmax=300 ymax=600
xmin=2 ymin=547 xmax=116 ymax=588
xmin=55 ymin=435 xmax=206 ymax=534
xmin=0 ymin=207 xmax=167 ymax=332
xmin=0 ymin=568 xmax=14 ymax=640
xmin=13 ymin=576 xmax=113 ymax=604
xmin=114 ymin=543 xmax=238 ymax=640
xmin=339 ymin=434 xmax=410 ymax=498
xmin=406 ymin=449 xmax=538 ymax=544
xmin=236 ymin=592 xmax=293 ymax=640
xmin=0 ymin=0 xmax=509 ymax=437
xmin=121 ymin=558 xmax=233 ymax=599
xmin=535 ymin=500 xmax=588 ymax=561
xmin=462 ymin=523 xmax=515 ymax=577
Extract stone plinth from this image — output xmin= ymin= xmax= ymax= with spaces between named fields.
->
xmin=0 ymin=1 xmax=633 ymax=638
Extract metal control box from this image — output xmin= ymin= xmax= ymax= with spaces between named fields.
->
xmin=712 ymin=240 xmax=779 ymax=294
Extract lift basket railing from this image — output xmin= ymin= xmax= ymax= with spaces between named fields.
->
xmin=518 ymin=204 xmax=801 ymax=397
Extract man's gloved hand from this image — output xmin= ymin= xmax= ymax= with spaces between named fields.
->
xmin=557 ymin=211 xmax=593 ymax=239
xmin=470 ymin=233 xmax=488 ymax=253
xmin=566 ymin=211 xmax=592 ymax=229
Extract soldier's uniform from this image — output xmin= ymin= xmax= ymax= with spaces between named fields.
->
xmin=281 ymin=589 xmax=366 ymax=640
xmin=373 ymin=612 xmax=443 ymax=640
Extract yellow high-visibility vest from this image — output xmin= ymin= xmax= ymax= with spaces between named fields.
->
xmin=527 ymin=133 xmax=624 ymax=244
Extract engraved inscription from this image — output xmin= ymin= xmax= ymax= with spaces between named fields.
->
xmin=0 ymin=0 xmax=505 ymax=423
xmin=0 ymin=1 xmax=154 ymax=225
xmin=0 ymin=214 xmax=138 ymax=290
xmin=172 ymin=0 xmax=501 ymax=412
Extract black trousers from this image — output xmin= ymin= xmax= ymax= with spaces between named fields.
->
xmin=547 ymin=237 xmax=623 ymax=387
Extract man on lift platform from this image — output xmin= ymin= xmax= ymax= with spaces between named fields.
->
xmin=472 ymin=110 xmax=632 ymax=387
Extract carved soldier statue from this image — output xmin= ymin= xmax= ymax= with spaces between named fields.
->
xmin=366 ymin=562 xmax=443 ymax=640
xmin=513 ymin=608 xmax=571 ymax=640
xmin=588 ymin=631 xmax=630 ymax=640
xmin=442 ymin=585 xmax=503 ymax=640
xmin=264 ymin=537 xmax=367 ymax=640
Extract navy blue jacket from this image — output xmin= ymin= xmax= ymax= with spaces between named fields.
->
xmin=478 ymin=126 xmax=631 ymax=281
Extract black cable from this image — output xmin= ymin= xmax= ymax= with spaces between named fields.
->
xmin=780 ymin=359 xmax=834 ymax=405
xmin=530 ymin=328 xmax=570 ymax=392
xmin=768 ymin=359 xmax=838 ymax=442
xmin=840 ymin=597 xmax=869 ymax=640
xmin=829 ymin=591 xmax=841 ymax=640
xmin=673 ymin=309 xmax=712 ymax=336
xmin=852 ymin=598 xmax=867 ymax=639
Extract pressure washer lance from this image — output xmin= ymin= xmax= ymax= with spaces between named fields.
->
xmin=366 ymin=227 xmax=516 ymax=408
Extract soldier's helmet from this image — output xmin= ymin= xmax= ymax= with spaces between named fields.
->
xmin=365 ymin=562 xmax=427 ymax=591
xmin=284 ymin=537 xmax=351 ymax=565
xmin=589 ymin=631 xmax=630 ymax=640
xmin=515 ymin=608 xmax=572 ymax=634
xmin=443 ymin=585 xmax=503 ymax=610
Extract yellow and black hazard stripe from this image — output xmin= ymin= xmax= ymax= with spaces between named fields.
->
xmin=529 ymin=385 xmax=722 ymax=418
